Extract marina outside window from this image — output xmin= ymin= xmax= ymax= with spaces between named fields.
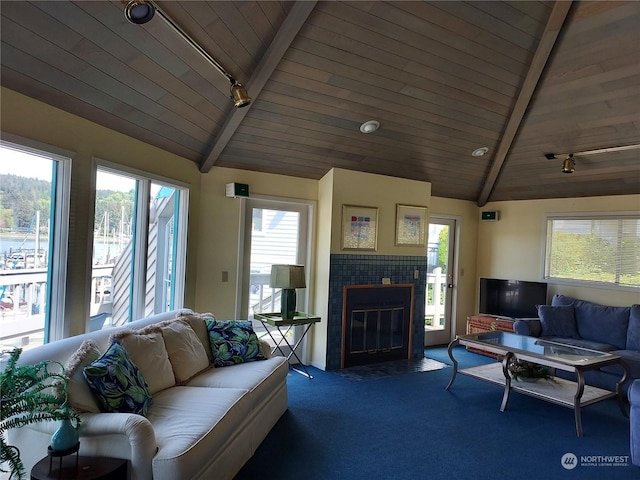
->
xmin=92 ymin=165 xmax=188 ymax=329
xmin=0 ymin=140 xmax=71 ymax=349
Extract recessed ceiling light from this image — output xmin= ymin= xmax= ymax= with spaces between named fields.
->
xmin=472 ymin=146 xmax=489 ymax=157
xmin=360 ymin=120 xmax=380 ymax=134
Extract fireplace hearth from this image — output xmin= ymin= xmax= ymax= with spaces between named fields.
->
xmin=342 ymin=284 xmax=414 ymax=368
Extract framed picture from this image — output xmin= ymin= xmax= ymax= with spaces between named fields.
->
xmin=342 ymin=205 xmax=378 ymax=251
xmin=395 ymin=204 xmax=427 ymax=247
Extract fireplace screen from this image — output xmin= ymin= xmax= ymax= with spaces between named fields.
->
xmin=350 ymin=308 xmax=404 ymax=354
xmin=342 ymin=285 xmax=413 ymax=368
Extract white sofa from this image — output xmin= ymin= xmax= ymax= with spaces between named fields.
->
xmin=7 ymin=309 xmax=289 ymax=480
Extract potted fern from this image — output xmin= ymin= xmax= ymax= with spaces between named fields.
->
xmin=1 ymin=348 xmax=81 ymax=480
xmin=507 ymin=357 xmax=554 ymax=382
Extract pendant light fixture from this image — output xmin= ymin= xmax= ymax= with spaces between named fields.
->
xmin=123 ymin=0 xmax=251 ymax=108
xmin=230 ymin=80 xmax=251 ymax=108
xmin=545 ymin=143 xmax=640 ymax=175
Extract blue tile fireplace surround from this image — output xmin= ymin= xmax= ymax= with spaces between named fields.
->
xmin=326 ymin=254 xmax=428 ymax=371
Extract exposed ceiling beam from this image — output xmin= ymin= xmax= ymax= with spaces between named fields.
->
xmin=199 ymin=1 xmax=317 ymax=173
xmin=477 ymin=0 xmax=573 ymax=207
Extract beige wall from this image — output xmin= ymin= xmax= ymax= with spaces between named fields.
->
xmin=311 ymin=170 xmax=335 ymax=368
xmin=307 ymin=168 xmax=432 ymax=368
xmin=1 ymin=88 xmax=202 ymax=337
xmin=195 ymin=166 xmax=318 ymax=319
xmin=477 ymin=195 xmax=640 ymax=307
xmin=329 ymin=168 xmax=431 ymax=254
xmin=3 ymin=87 xmax=638 ymax=350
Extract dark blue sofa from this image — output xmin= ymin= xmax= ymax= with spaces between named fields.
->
xmin=630 ymin=380 xmax=640 ymax=466
xmin=513 ymin=294 xmax=640 ymax=395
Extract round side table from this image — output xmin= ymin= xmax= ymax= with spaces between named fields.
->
xmin=31 ymin=455 xmax=127 ymax=480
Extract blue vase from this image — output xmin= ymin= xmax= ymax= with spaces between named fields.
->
xmin=50 ymin=418 xmax=79 ymax=451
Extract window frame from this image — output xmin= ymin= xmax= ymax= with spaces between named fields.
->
xmin=94 ymin=159 xmax=189 ymax=322
xmin=238 ymin=195 xmax=316 ymax=320
xmin=0 ymin=134 xmax=72 ymax=343
xmin=543 ymin=211 xmax=640 ymax=291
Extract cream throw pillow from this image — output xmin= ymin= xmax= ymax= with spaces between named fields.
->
xmin=110 ymin=329 xmax=175 ymax=394
xmin=177 ymin=311 xmax=216 ymax=363
xmin=161 ymin=320 xmax=210 ymax=383
xmin=64 ymin=339 xmax=102 ymax=413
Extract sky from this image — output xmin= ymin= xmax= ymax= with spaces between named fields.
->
xmin=1 ymin=146 xmax=133 ymax=192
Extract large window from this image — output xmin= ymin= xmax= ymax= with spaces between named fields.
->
xmin=0 ymin=140 xmax=70 ymax=349
xmin=91 ymin=164 xmax=188 ymax=328
xmin=544 ymin=214 xmax=640 ymax=288
xmin=0 ymin=140 xmax=188 ymax=347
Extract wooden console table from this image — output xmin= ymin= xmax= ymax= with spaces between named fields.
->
xmin=466 ymin=315 xmax=515 ymax=357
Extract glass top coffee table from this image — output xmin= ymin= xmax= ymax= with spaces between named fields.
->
xmin=446 ymin=331 xmax=629 ymax=437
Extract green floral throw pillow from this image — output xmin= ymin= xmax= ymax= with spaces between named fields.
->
xmin=205 ymin=319 xmax=266 ymax=367
xmin=83 ymin=341 xmax=152 ymax=416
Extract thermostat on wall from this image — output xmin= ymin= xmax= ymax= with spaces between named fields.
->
xmin=225 ymin=182 xmax=249 ymax=198
xmin=481 ymin=211 xmax=499 ymax=221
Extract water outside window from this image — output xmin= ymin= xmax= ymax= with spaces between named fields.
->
xmin=90 ymin=170 xmax=136 ymax=331
xmin=0 ymin=147 xmax=55 ymax=350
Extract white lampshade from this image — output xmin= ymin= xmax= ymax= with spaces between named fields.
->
xmin=269 ymin=265 xmax=306 ymax=289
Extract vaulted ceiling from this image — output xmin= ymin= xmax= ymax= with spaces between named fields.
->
xmin=1 ymin=1 xmax=639 ymax=205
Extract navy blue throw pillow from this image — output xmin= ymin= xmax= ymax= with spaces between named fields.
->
xmin=538 ymin=305 xmax=579 ymax=338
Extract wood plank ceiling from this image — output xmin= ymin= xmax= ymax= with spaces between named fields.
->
xmin=1 ymin=1 xmax=638 ymax=204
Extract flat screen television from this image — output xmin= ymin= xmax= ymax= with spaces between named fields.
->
xmin=478 ymin=278 xmax=548 ymax=319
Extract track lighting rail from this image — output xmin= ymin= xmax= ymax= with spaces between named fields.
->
xmin=124 ymin=0 xmax=251 ymax=107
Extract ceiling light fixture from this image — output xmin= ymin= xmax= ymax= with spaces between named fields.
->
xmin=124 ymin=0 xmax=155 ymax=24
xmin=545 ymin=143 xmax=640 ymax=160
xmin=359 ymin=120 xmax=380 ymax=134
xmin=561 ymin=154 xmax=575 ymax=174
xmin=230 ymin=80 xmax=251 ymax=108
xmin=123 ymin=0 xmax=251 ymax=108
xmin=472 ymin=146 xmax=489 ymax=157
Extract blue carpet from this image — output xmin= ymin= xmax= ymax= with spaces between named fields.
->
xmin=234 ymin=346 xmax=638 ymax=480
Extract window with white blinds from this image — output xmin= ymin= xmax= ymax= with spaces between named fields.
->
xmin=544 ymin=215 xmax=640 ymax=288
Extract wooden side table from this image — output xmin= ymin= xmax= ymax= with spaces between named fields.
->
xmin=31 ymin=455 xmax=127 ymax=480
xmin=465 ymin=315 xmax=515 ymax=358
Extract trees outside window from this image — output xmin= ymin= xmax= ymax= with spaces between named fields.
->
xmin=545 ymin=216 xmax=640 ymax=288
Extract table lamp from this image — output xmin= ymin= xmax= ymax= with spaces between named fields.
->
xmin=270 ymin=264 xmax=306 ymax=320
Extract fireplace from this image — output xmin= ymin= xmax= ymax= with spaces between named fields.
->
xmin=342 ymin=284 xmax=414 ymax=368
